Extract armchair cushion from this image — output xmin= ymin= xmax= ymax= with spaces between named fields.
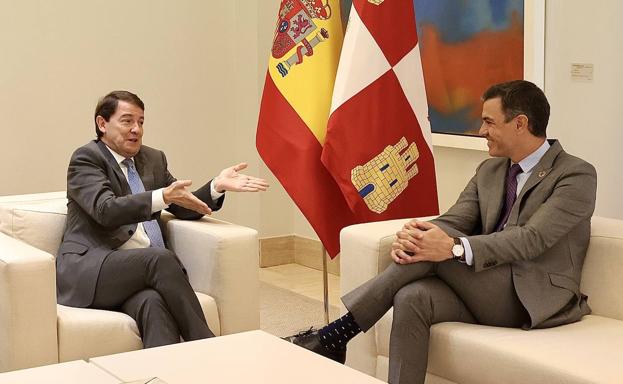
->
xmin=56 ymin=292 xmax=220 ymax=363
xmin=56 ymin=305 xmax=142 ymax=363
xmin=0 ymin=194 xmax=67 ymax=256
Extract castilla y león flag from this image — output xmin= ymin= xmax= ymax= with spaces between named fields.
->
xmin=256 ymin=0 xmax=358 ymax=257
xmin=322 ymin=0 xmax=439 ymax=221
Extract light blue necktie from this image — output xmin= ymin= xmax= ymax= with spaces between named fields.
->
xmin=122 ymin=158 xmax=165 ymax=248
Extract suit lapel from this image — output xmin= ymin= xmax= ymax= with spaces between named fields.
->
xmin=96 ymin=140 xmax=131 ymax=195
xmin=511 ymin=140 xmax=562 ymax=221
xmin=484 ymin=159 xmax=510 ymax=234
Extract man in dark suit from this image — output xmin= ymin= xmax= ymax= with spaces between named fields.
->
xmin=287 ymin=80 xmax=597 ymax=384
xmin=57 ymin=90 xmax=267 ymax=347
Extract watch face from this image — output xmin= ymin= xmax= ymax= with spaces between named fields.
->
xmin=452 ymin=244 xmax=464 ymax=257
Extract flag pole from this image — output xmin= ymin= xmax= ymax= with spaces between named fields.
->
xmin=322 ymin=246 xmax=330 ymax=325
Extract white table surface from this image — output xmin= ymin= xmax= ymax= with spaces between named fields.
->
xmin=0 ymin=360 xmax=120 ymax=384
xmin=90 ymin=330 xmax=384 ymax=383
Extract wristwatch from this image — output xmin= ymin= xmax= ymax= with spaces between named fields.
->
xmin=451 ymin=237 xmax=466 ymax=263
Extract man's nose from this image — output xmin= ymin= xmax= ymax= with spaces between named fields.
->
xmin=478 ymin=123 xmax=487 ymax=137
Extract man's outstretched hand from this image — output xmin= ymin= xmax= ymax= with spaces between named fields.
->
xmin=213 ymin=163 xmax=269 ymax=193
xmin=163 ymin=180 xmax=212 ymax=215
xmin=162 ymin=163 xmax=268 ymax=216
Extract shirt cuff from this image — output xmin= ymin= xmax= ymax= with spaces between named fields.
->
xmin=460 ymin=237 xmax=474 ymax=266
xmin=210 ymin=179 xmax=225 ymax=201
xmin=151 ymin=189 xmax=169 ymax=213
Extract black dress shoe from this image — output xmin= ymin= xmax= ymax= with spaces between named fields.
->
xmin=283 ymin=328 xmax=346 ymax=364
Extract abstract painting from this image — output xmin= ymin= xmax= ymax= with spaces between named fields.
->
xmin=413 ymin=0 xmax=524 ymax=136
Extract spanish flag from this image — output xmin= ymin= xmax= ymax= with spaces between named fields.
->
xmin=256 ymin=0 xmax=357 ymax=257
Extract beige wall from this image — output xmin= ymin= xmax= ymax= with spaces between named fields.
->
xmin=1 ymin=0 xmax=622 ymax=239
xmin=1 ymin=0 xmax=232 ymax=194
xmin=545 ymin=0 xmax=623 ymax=219
xmin=0 ymin=0 xmax=268 ymax=231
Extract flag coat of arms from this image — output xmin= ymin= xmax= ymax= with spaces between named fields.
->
xmin=322 ymin=0 xmax=439 ymax=221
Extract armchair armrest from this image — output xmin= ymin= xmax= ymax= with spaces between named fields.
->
xmin=340 ymin=218 xmax=413 ymax=294
xmin=340 ymin=216 xmax=439 ymax=292
xmin=0 ymin=233 xmax=58 ymax=372
xmin=164 ymin=216 xmax=259 ymax=335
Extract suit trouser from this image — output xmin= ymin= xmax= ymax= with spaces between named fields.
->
xmin=90 ymin=247 xmax=214 ymax=348
xmin=342 ymin=260 xmax=529 ymax=384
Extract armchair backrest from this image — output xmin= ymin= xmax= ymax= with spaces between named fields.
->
xmin=580 ymin=216 xmax=623 ymax=321
xmin=0 ymin=192 xmax=67 ymax=257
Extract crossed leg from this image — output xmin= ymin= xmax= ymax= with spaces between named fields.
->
xmin=91 ymin=247 xmax=214 ymax=347
xmin=342 ymin=260 xmax=528 ymax=384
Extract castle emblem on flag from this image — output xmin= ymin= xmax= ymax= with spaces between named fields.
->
xmin=351 ymin=137 xmax=420 ymax=213
xmin=368 ymin=0 xmax=386 ymax=5
xmin=271 ymin=0 xmax=332 ymax=77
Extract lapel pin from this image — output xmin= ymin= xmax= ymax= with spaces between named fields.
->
xmin=538 ymin=171 xmax=547 ymax=178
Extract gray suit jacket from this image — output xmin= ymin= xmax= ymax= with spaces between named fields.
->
xmin=56 ymin=140 xmax=224 ymax=308
xmin=432 ymin=140 xmax=596 ymax=329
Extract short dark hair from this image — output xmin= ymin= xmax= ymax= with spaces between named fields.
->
xmin=94 ymin=91 xmax=144 ymax=139
xmin=482 ymin=80 xmax=550 ymax=138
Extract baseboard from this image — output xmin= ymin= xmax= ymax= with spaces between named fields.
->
xmin=259 ymin=235 xmax=296 ymax=267
xmin=293 ymin=236 xmax=340 ymax=276
xmin=260 ymin=235 xmax=340 ymax=276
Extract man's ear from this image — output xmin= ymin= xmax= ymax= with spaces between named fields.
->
xmin=96 ymin=115 xmax=107 ymax=134
xmin=515 ymin=114 xmax=529 ymax=134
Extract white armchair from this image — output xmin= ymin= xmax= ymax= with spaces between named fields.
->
xmin=340 ymin=216 xmax=623 ymax=384
xmin=0 ymin=192 xmax=259 ymax=372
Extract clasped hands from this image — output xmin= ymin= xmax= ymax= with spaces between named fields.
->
xmin=391 ymin=220 xmax=455 ymax=265
xmin=163 ymin=163 xmax=268 ymax=215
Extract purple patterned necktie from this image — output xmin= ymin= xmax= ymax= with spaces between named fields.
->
xmin=494 ymin=163 xmax=523 ymax=232
xmin=122 ymin=158 xmax=165 ymax=248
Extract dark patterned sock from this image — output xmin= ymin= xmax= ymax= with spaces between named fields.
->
xmin=318 ymin=312 xmax=361 ymax=351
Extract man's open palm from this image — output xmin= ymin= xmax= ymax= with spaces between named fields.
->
xmin=214 ymin=163 xmax=269 ymax=193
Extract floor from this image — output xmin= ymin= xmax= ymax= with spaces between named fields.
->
xmin=259 ymin=263 xmax=342 ymax=307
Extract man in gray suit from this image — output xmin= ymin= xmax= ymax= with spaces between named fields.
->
xmin=57 ymin=90 xmax=267 ymax=347
xmin=287 ymin=80 xmax=597 ymax=384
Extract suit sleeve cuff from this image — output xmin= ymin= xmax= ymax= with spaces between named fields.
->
xmin=210 ymin=179 xmax=225 ymax=201
xmin=151 ymin=189 xmax=169 ymax=213
xmin=460 ymin=237 xmax=474 ymax=266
